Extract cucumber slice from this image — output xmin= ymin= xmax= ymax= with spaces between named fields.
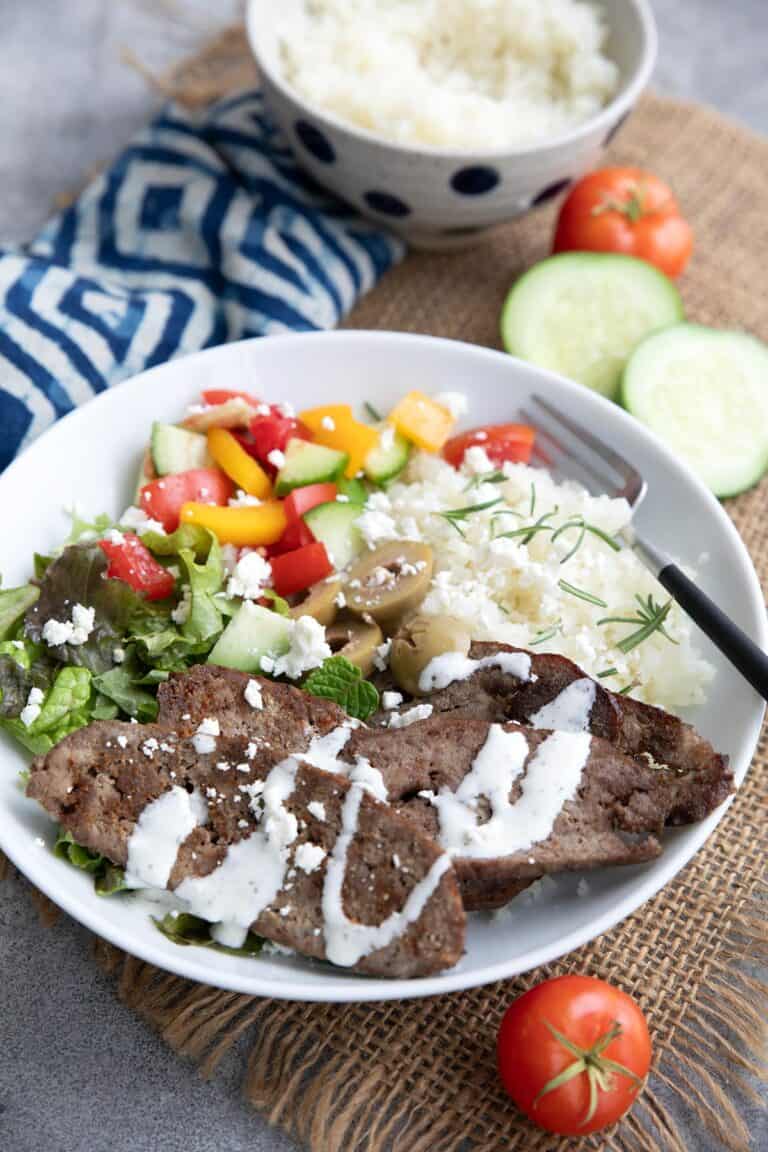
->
xmin=501 ymin=253 xmax=684 ymax=400
xmin=275 ymin=438 xmax=349 ymax=496
xmin=364 ymin=425 xmax=410 ymax=485
xmin=151 ymin=422 xmax=212 ymax=475
xmin=337 ymin=475 xmax=368 ymax=503
xmin=208 ymin=601 xmax=291 ymax=673
xmin=622 ymin=324 xmax=768 ymax=497
xmin=303 ymin=501 xmax=363 ymax=569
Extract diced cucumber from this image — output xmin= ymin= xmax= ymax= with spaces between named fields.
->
xmin=364 ymin=425 xmax=410 ymax=485
xmin=208 ymin=601 xmax=291 ymax=673
xmin=151 ymin=422 xmax=212 ymax=475
xmin=303 ymin=501 xmax=363 ymax=569
xmin=275 ymin=438 xmax=348 ymax=496
xmin=337 ymin=475 xmax=368 ymax=503
xmin=500 ymin=253 xmax=684 ymax=400
xmin=621 ymin=324 xmax=768 ymax=497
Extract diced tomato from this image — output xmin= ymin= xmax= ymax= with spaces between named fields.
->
xmin=99 ymin=534 xmax=176 ymax=601
xmin=443 ymin=424 xmax=536 ymax=469
xmin=269 ymin=541 xmax=332 ymax=597
xmin=201 ymin=389 xmax=260 ymax=407
xmin=246 ymin=405 xmax=312 ymax=468
xmin=140 ymin=468 xmax=234 ymax=532
xmin=265 ymin=518 xmax=315 ymax=558
xmin=284 ymin=483 xmax=338 ymax=523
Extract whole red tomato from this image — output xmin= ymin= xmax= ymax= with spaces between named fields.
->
xmin=497 ymin=975 xmax=651 ymax=1136
xmin=553 ymin=167 xmax=693 ymax=278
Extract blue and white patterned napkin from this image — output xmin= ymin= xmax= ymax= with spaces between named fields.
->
xmin=0 ymin=91 xmax=404 ymax=470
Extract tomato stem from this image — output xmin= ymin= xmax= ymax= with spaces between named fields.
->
xmin=592 ymin=184 xmax=649 ymax=223
xmin=534 ymin=1020 xmax=645 ymax=1127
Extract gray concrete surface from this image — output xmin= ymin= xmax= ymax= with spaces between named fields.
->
xmin=0 ymin=2 xmax=765 ymax=1150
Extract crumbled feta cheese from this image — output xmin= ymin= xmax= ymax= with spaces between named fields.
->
xmin=245 ymin=741 xmax=258 ymax=760
xmin=270 ymin=616 xmax=331 ymax=680
xmin=334 ymin=591 xmax=346 ymax=609
xmin=112 ymin=647 xmax=126 ymax=664
xmin=387 ymin=703 xmax=433 ymax=728
xmin=20 ymin=686 xmax=44 ymax=728
xmin=254 ymin=402 xmax=271 ymax=416
xmin=192 ymin=716 xmax=220 ymax=755
xmin=392 ymin=853 xmax=401 ymax=869
xmin=260 ymin=655 xmax=275 ymax=675
xmin=227 ymin=551 xmax=272 ymax=599
xmin=220 ymin=543 xmax=239 ymax=575
xmin=244 ymin=679 xmax=264 ymax=709
xmin=228 ymin=490 xmax=262 ymax=507
xmin=267 ymin=449 xmax=285 ymax=469
xmin=104 ymin=528 xmax=125 ymax=545
xmin=237 ymin=819 xmax=250 ymax=829
xmin=336 ymin=493 xmax=350 ymax=503
xmin=11 ymin=640 xmax=24 ymax=650
xmin=171 ymin=585 xmax=191 ymax=626
xmin=462 ymin=445 xmax=495 ymax=475
xmin=382 ymin=691 xmax=403 ymax=710
xmin=434 ymin=391 xmax=469 ymax=419
xmin=278 ymin=402 xmax=295 ymax=418
xmin=141 ymin=737 xmax=159 ymax=759
xmin=373 ymin=639 xmax=391 ymax=671
xmin=116 ymin=735 xmax=128 ymax=749
xmin=357 ymin=491 xmax=398 ymax=547
xmin=119 ymin=506 xmax=166 ymax=535
xmin=320 ymin=415 xmax=335 ymax=431
xmin=42 ymin=603 xmax=95 ymax=647
xmin=307 ymin=800 xmax=326 ymax=822
xmin=294 ymin=842 xmax=327 ymax=873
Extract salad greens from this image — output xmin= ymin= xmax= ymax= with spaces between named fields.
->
xmin=54 ymin=827 xmax=128 ymax=896
xmin=154 ymin=912 xmax=264 ymax=956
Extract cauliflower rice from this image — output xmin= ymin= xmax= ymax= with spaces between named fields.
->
xmin=279 ymin=0 xmax=619 ymax=150
xmin=357 ymin=447 xmax=714 ymax=711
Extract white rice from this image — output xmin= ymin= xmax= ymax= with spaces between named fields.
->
xmin=279 ymin=0 xmax=619 ymax=150
xmin=360 ymin=448 xmax=714 ymax=711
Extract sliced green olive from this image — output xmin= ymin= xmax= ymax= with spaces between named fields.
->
xmin=344 ymin=542 xmax=434 ymax=632
xmin=289 ymin=577 xmax=342 ymax=627
xmin=390 ymin=613 xmax=472 ymax=696
xmin=325 ymin=612 xmax=383 ymax=677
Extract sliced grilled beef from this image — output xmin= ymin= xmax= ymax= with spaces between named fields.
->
xmin=27 ymin=719 xmax=465 ymax=978
xmin=392 ymin=641 xmax=726 ymax=779
xmin=155 ymin=666 xmax=733 ymax=911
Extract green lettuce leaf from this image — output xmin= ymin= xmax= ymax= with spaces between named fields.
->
xmin=54 ymin=827 xmax=128 ymax=895
xmin=1 ymin=666 xmax=93 ymax=754
xmin=154 ymin=912 xmax=263 ymax=956
xmin=141 ymin=524 xmax=213 ymax=560
xmin=0 ymin=585 xmax=40 ymax=640
xmin=93 ymin=659 xmax=159 ymax=722
xmin=95 ymin=863 xmax=128 ymax=896
xmin=65 ymin=508 xmax=113 ymax=545
xmin=303 ymin=656 xmax=379 ymax=720
xmin=178 ymin=535 xmax=225 ymax=645
xmin=260 ymin=589 xmax=291 ymax=617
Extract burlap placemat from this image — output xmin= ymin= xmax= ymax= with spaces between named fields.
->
xmin=3 ymin=27 xmax=767 ymax=1152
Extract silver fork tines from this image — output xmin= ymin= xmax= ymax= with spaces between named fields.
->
xmin=522 ymin=395 xmax=648 ymax=509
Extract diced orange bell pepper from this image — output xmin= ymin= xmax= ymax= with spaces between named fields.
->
xmin=207 ymin=427 xmax=272 ymax=499
xmin=387 ymin=390 xmax=456 ymax=453
xmin=299 ymin=404 xmax=379 ymax=478
xmin=180 ymin=500 xmax=287 ymax=546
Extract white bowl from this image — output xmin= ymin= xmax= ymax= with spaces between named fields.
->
xmin=1 ymin=332 xmax=764 ymax=1002
xmin=246 ymin=0 xmax=657 ymax=246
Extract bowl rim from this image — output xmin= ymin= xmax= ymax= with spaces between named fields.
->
xmin=245 ymin=0 xmax=658 ymax=162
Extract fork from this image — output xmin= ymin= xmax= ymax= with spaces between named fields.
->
xmin=518 ymin=395 xmax=768 ymax=701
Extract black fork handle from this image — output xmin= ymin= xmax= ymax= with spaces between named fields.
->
xmin=654 ymin=563 xmax=768 ymax=701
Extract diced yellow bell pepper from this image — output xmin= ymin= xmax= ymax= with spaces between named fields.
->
xmin=180 ymin=501 xmax=286 ymax=546
xmin=386 ymin=390 xmax=455 ymax=453
xmin=299 ymin=404 xmax=379 ymax=478
xmin=207 ymin=427 xmax=272 ymax=499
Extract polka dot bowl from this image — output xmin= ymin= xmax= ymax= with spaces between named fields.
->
xmin=246 ymin=0 xmax=656 ymax=249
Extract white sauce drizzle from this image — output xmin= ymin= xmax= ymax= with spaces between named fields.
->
xmin=422 ymin=726 xmax=591 ymax=860
xmin=322 ymin=783 xmax=451 ymax=967
xmin=125 ymin=786 xmax=208 ymax=890
xmin=175 ymin=758 xmax=299 ymax=949
xmin=528 ymin=678 xmax=596 ymax=733
xmin=419 ymin=650 xmax=533 ymax=693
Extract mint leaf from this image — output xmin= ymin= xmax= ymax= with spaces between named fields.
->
xmin=154 ymin=913 xmax=263 ymax=956
xmin=303 ymin=656 xmax=379 ymax=720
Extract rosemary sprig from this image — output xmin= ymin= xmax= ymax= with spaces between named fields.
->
xmin=363 ymin=401 xmax=382 ymax=422
xmin=437 ymin=497 xmax=503 ymax=537
xmin=494 ymin=506 xmax=560 ymax=546
xmin=529 ymin=481 xmax=537 ymax=518
xmin=463 ymin=470 xmax=508 ymax=491
xmin=557 ymin=579 xmax=608 ymax=608
xmin=598 ymin=594 xmax=677 ymax=654
xmin=618 ymin=679 xmax=642 ymax=696
xmin=530 ymin=620 xmax=562 ymax=646
xmin=596 ymin=667 xmax=618 ymax=679
xmin=550 ymin=516 xmax=622 ymax=565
